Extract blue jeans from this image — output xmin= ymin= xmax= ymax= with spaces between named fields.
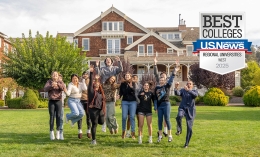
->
xmin=122 ymin=101 xmax=137 ymax=132
xmin=66 ymin=97 xmax=85 ymax=124
xmin=157 ymin=102 xmax=171 ymax=130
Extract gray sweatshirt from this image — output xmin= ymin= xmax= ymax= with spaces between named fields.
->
xmin=95 ymin=61 xmax=123 ymax=83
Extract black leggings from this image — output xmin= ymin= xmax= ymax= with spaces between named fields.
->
xmin=48 ymin=100 xmax=62 ymax=131
xmin=77 ymin=100 xmax=91 ymax=130
xmin=88 ymin=108 xmax=101 ymax=140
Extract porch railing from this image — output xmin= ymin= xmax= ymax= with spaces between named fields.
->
xmin=99 ymin=49 xmax=125 ymax=55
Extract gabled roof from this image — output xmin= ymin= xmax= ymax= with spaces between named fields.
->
xmin=125 ymin=30 xmax=180 ymax=51
xmin=74 ymin=6 xmax=150 ymax=36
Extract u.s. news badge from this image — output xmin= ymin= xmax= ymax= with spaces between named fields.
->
xmin=193 ymin=12 xmax=252 ymax=75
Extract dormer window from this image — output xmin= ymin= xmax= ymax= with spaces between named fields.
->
xmin=175 ymin=34 xmax=180 ymax=39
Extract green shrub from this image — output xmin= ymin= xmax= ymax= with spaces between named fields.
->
xmin=6 ymin=90 xmax=12 ymax=100
xmin=244 ymin=86 xmax=252 ymax=93
xmin=169 ymin=99 xmax=177 ymax=106
xmin=170 ymin=96 xmax=181 ymax=102
xmin=203 ymin=87 xmax=228 ymax=106
xmin=20 ymin=89 xmax=39 ymax=109
xmin=195 ymin=95 xmax=204 ymax=104
xmin=7 ymin=98 xmax=22 ymax=109
xmin=0 ymin=100 xmax=5 ymax=107
xmin=33 ymin=89 xmax=40 ymax=99
xmin=232 ymin=86 xmax=244 ymax=97
xmin=38 ymin=100 xmax=48 ymax=108
xmin=243 ymin=86 xmax=260 ymax=107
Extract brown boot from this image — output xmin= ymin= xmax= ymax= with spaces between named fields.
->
xmin=110 ymin=130 xmax=114 ymax=134
xmin=131 ymin=132 xmax=136 ymax=139
xmin=122 ymin=130 xmax=126 ymax=139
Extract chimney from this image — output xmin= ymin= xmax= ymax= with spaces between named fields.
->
xmin=178 ymin=14 xmax=186 ymax=31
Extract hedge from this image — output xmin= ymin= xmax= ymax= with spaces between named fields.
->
xmin=0 ymin=100 xmax=5 ymax=107
xmin=203 ymin=87 xmax=228 ymax=106
xmin=243 ymin=86 xmax=260 ymax=107
xmin=7 ymin=98 xmax=22 ymax=109
xmin=20 ymin=89 xmax=39 ymax=109
xmin=232 ymin=86 xmax=244 ymax=97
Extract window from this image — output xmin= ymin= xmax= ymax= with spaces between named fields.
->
xmin=175 ymin=34 xmax=180 ymax=39
xmin=102 ymin=21 xmax=124 ymax=31
xmin=178 ymin=50 xmax=184 ymax=56
xmin=147 ymin=45 xmax=153 ymax=56
xmin=138 ymin=45 xmax=145 ymax=56
xmin=82 ymin=38 xmax=89 ymax=51
xmin=103 ymin=22 xmax=107 ymax=31
xmin=119 ymin=22 xmax=124 ymax=31
xmin=167 ymin=48 xmax=173 ymax=53
xmin=114 ymin=22 xmax=118 ymax=31
xmin=186 ymin=45 xmax=193 ymax=56
xmin=108 ymin=22 xmax=113 ymax=31
xmin=162 ymin=34 xmax=167 ymax=39
xmin=4 ymin=42 xmax=8 ymax=54
xmin=168 ymin=34 xmax=173 ymax=40
xmin=107 ymin=39 xmax=120 ymax=54
xmin=127 ymin=36 xmax=133 ymax=44
xmin=73 ymin=39 xmax=78 ymax=48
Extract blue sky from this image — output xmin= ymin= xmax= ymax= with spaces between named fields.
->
xmin=0 ymin=0 xmax=259 ymax=46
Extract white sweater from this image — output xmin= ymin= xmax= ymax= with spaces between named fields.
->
xmin=66 ymin=79 xmax=87 ymax=98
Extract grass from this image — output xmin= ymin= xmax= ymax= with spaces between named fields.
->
xmin=0 ymin=106 xmax=260 ymax=157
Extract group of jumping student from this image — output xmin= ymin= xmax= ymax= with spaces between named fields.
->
xmin=44 ymin=56 xmax=198 ymax=148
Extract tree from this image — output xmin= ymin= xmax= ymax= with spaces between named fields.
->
xmin=241 ymin=61 xmax=260 ymax=88
xmin=189 ymin=63 xmax=235 ymax=89
xmin=1 ymin=30 xmax=88 ymax=90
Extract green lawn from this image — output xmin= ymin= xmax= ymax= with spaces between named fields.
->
xmin=0 ymin=106 xmax=260 ymax=157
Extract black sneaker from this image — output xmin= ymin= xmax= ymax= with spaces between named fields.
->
xmin=175 ymin=131 xmax=181 ymax=136
xmin=163 ymin=132 xmax=168 ymax=137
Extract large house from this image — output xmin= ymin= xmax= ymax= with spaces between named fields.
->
xmin=58 ymin=6 xmax=241 ymax=91
xmin=58 ymin=6 xmax=200 ymax=87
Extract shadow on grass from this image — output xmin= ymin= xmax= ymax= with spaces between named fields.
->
xmin=0 ymin=132 xmax=183 ymax=148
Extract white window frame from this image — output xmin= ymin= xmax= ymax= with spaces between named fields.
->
xmin=167 ymin=48 xmax=173 ymax=54
xmin=178 ymin=50 xmax=184 ymax=56
xmin=82 ymin=38 xmax=90 ymax=51
xmin=161 ymin=34 xmax=167 ymax=39
xmin=127 ymin=36 xmax=133 ymax=45
xmin=73 ymin=39 xmax=78 ymax=48
xmin=107 ymin=39 xmax=121 ymax=54
xmin=147 ymin=44 xmax=154 ymax=56
xmin=138 ymin=44 xmax=145 ymax=56
xmin=186 ymin=45 xmax=193 ymax=56
xmin=102 ymin=21 xmax=124 ymax=31
xmin=168 ymin=34 xmax=173 ymax=40
xmin=175 ymin=34 xmax=180 ymax=39
xmin=4 ymin=42 xmax=8 ymax=54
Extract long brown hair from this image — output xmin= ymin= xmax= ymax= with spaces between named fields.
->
xmin=90 ymin=81 xmax=106 ymax=115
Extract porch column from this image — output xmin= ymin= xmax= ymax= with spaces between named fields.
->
xmin=187 ymin=63 xmax=190 ymax=80
xmin=144 ymin=63 xmax=152 ymax=73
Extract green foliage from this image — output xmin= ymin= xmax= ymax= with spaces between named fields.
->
xmin=7 ymin=97 xmax=22 ymax=109
xmin=203 ymin=88 xmax=228 ymax=106
xmin=253 ymin=69 xmax=260 ymax=86
xmin=33 ymin=90 xmax=40 ymax=99
xmin=115 ymin=99 xmax=121 ymax=106
xmin=232 ymin=86 xmax=244 ymax=97
xmin=244 ymin=86 xmax=252 ymax=93
xmin=169 ymin=98 xmax=177 ymax=106
xmin=170 ymin=96 xmax=181 ymax=102
xmin=5 ymin=90 xmax=11 ymax=100
xmin=241 ymin=61 xmax=260 ymax=88
xmin=195 ymin=95 xmax=204 ymax=104
xmin=20 ymin=89 xmax=39 ymax=109
xmin=38 ymin=100 xmax=48 ymax=108
xmin=2 ymin=30 xmax=88 ymax=90
xmin=0 ymin=100 xmax=5 ymax=107
xmin=243 ymin=86 xmax=260 ymax=107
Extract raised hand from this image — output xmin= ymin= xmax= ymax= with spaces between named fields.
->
xmin=175 ymin=60 xmax=180 ymax=72
xmin=96 ymin=60 xmax=100 ymax=67
xmin=115 ymin=56 xmax=120 ymax=62
xmin=184 ymin=85 xmax=189 ymax=91
xmin=89 ymin=64 xmax=94 ymax=72
xmin=154 ymin=57 xmax=158 ymax=65
xmin=95 ymin=75 xmax=100 ymax=80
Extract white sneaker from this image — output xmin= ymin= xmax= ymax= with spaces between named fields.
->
xmin=91 ymin=140 xmax=97 ymax=145
xmin=56 ymin=131 xmax=60 ymax=140
xmin=157 ymin=135 xmax=162 ymax=143
xmin=168 ymin=135 xmax=173 ymax=142
xmin=60 ymin=131 xmax=64 ymax=140
xmin=149 ymin=137 xmax=153 ymax=143
xmin=126 ymin=132 xmax=131 ymax=138
xmin=50 ymin=131 xmax=55 ymax=140
xmin=138 ymin=136 xmax=142 ymax=144
xmin=102 ymin=124 xmax=106 ymax=132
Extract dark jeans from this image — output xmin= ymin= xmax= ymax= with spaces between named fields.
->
xmin=48 ymin=100 xmax=62 ymax=131
xmin=77 ymin=100 xmax=91 ymax=130
xmin=89 ymin=108 xmax=101 ymax=140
